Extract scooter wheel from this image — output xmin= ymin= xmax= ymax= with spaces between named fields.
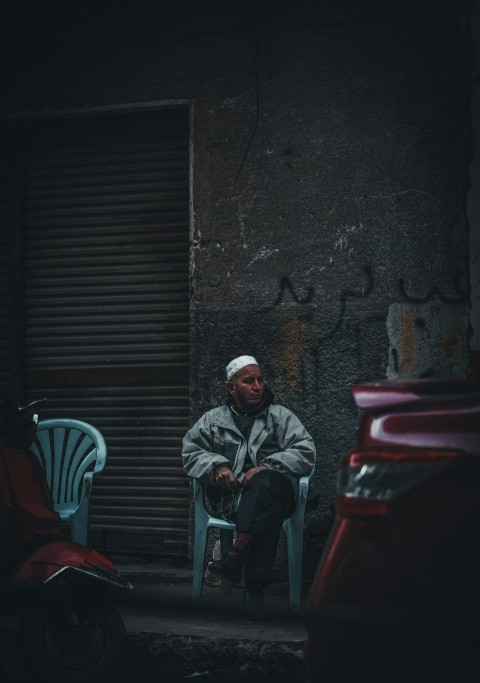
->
xmin=19 ymin=599 xmax=126 ymax=683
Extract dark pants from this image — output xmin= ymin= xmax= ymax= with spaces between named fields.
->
xmin=233 ymin=469 xmax=296 ymax=590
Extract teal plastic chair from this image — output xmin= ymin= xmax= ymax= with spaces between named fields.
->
xmin=192 ymin=473 xmax=313 ymax=610
xmin=31 ymin=419 xmax=107 ymax=546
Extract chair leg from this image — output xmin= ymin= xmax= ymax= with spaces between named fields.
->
xmin=219 ymin=528 xmax=234 ymax=596
xmin=70 ymin=506 xmax=89 ymax=546
xmin=192 ymin=524 xmax=209 ymax=600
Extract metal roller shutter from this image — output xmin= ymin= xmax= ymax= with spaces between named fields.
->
xmin=23 ymin=109 xmax=190 ymax=556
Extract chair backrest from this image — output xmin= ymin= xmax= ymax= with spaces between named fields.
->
xmin=31 ymin=419 xmax=107 ymax=512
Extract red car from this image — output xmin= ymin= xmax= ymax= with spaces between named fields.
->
xmin=305 ymin=379 xmax=480 ymax=682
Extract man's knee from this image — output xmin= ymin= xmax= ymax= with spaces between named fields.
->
xmin=245 ymin=468 xmax=277 ymax=491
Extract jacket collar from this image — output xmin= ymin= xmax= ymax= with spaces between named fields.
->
xmin=227 ymin=385 xmax=274 ymax=418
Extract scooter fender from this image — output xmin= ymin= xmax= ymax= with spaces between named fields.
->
xmin=10 ymin=540 xmax=132 ymax=590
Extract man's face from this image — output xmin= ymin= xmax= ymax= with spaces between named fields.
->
xmin=227 ymin=364 xmax=264 ymax=411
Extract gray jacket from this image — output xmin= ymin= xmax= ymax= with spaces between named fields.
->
xmin=182 ymin=403 xmax=316 ymax=503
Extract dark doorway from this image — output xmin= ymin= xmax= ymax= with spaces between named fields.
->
xmin=3 ymin=107 xmax=191 ymax=556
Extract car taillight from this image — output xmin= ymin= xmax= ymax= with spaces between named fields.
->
xmin=337 ymin=448 xmax=458 ymax=519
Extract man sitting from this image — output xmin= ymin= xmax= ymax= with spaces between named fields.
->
xmin=182 ymin=355 xmax=316 ymax=606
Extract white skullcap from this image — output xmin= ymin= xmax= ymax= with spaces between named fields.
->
xmin=226 ymin=355 xmax=259 ymax=380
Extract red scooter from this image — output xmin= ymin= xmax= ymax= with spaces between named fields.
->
xmin=0 ymin=399 xmax=131 ymax=683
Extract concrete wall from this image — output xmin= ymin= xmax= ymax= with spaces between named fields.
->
xmin=1 ymin=0 xmax=473 ymax=551
xmin=187 ymin=1 xmax=472 ymax=536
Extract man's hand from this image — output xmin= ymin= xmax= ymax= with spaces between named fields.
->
xmin=214 ymin=466 xmax=238 ymax=489
xmin=243 ymin=465 xmax=268 ymax=484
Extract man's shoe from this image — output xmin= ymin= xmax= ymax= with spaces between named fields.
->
xmin=208 ymin=548 xmax=245 ymax=584
xmin=241 ymin=589 xmax=265 ymax=609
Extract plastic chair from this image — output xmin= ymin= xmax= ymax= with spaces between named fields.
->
xmin=31 ymin=419 xmax=107 ymax=546
xmin=192 ymin=473 xmax=313 ymax=610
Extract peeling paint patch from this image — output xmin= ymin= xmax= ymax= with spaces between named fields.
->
xmin=437 ymin=324 xmax=464 ymax=368
xmin=386 ymin=301 xmax=469 ymax=379
xmin=273 ymin=311 xmax=308 ymax=394
xmin=247 ymin=247 xmax=279 ymax=267
xmin=398 ymin=305 xmax=416 ymax=375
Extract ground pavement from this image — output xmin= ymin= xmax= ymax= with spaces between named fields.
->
xmin=115 ymin=557 xmax=310 ymax=679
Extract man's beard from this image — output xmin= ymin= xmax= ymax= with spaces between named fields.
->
xmin=235 ymin=390 xmax=265 ymax=413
